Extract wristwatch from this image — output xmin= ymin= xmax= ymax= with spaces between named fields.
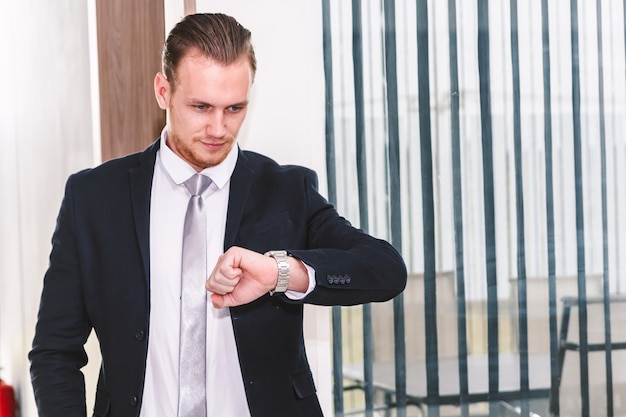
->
xmin=265 ymin=250 xmax=290 ymax=295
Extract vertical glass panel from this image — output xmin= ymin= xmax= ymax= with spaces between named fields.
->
xmin=323 ymin=0 xmax=626 ymax=416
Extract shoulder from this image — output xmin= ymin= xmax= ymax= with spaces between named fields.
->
xmin=239 ymin=149 xmax=318 ymax=185
xmin=83 ymin=140 xmax=158 ymax=178
xmin=66 ymin=140 xmax=159 ymax=195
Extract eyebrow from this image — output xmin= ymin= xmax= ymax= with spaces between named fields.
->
xmin=186 ymin=98 xmax=249 ymax=108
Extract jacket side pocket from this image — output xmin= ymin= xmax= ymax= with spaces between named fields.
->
xmin=291 ymin=369 xmax=317 ymax=399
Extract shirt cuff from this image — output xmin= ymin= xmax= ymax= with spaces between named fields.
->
xmin=285 ymin=262 xmax=316 ymax=300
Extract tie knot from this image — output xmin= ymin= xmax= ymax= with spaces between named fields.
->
xmin=183 ymin=174 xmax=211 ymax=196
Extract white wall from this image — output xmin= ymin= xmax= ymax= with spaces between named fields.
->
xmin=0 ymin=1 xmax=96 ymax=416
xmin=195 ymin=1 xmax=328 ymax=178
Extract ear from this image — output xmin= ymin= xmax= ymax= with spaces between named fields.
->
xmin=154 ymin=72 xmax=170 ymax=110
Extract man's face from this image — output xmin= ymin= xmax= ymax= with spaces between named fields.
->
xmin=154 ymin=49 xmax=252 ymax=171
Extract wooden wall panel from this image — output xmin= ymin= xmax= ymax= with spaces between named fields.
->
xmin=184 ymin=0 xmax=196 ymax=15
xmin=96 ymin=0 xmax=165 ymax=161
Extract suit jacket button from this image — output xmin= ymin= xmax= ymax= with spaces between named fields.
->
xmin=333 ymin=276 xmax=340 ymax=284
xmin=345 ymin=276 xmax=351 ymax=284
xmin=327 ymin=275 xmax=334 ymax=284
xmin=135 ymin=329 xmax=145 ymax=341
xmin=131 ymin=396 xmax=138 ymax=407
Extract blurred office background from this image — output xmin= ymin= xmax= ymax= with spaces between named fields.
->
xmin=2 ymin=1 xmax=626 ymax=416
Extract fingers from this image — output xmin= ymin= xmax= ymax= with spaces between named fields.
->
xmin=206 ymin=246 xmax=279 ymax=308
xmin=206 ymin=264 xmax=242 ymax=295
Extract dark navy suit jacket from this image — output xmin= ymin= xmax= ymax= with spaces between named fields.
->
xmin=29 ymin=140 xmax=407 ymax=417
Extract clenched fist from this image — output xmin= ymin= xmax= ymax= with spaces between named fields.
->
xmin=206 ymin=246 xmax=308 ymax=308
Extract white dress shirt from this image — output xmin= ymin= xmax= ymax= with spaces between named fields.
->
xmin=140 ymin=131 xmax=251 ymax=416
xmin=140 ymin=130 xmax=316 ymax=416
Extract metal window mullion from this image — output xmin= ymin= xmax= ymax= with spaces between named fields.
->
xmin=350 ymin=0 xmax=375 ymax=414
xmin=382 ymin=0 xmax=407 ymax=415
xmin=595 ymin=1 xmax=614 ymax=415
xmin=477 ymin=1 xmax=500 ymax=414
xmin=321 ymin=0 xmax=337 ymax=208
xmin=331 ymin=306 xmax=344 ymax=416
xmin=321 ymin=0 xmax=344 ymax=414
xmin=448 ymin=0 xmax=470 ymax=415
xmin=539 ymin=1 xmax=561 ymax=415
xmin=509 ymin=1 xmax=530 ymax=415
xmin=416 ymin=1 xmax=440 ymax=416
xmin=569 ymin=0 xmax=591 ymax=416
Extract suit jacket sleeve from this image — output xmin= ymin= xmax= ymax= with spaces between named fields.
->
xmin=29 ymin=174 xmax=91 ymax=417
xmin=285 ymin=169 xmax=407 ymax=306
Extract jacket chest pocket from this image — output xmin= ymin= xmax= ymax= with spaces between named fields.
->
xmin=236 ymin=211 xmax=295 ymax=250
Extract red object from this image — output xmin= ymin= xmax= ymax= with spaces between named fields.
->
xmin=0 ymin=378 xmax=16 ymax=417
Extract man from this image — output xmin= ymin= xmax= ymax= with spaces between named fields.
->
xmin=29 ymin=13 xmax=407 ymax=417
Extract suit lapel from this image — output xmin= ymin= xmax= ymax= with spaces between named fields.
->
xmin=224 ymin=149 xmax=253 ymax=250
xmin=129 ymin=140 xmax=160 ymax=285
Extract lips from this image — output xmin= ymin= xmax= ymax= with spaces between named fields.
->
xmin=198 ymin=140 xmax=226 ymax=149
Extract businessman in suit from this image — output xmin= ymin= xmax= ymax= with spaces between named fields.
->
xmin=29 ymin=13 xmax=407 ymax=417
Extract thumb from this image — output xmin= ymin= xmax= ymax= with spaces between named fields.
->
xmin=211 ymin=293 xmax=225 ymax=309
xmin=211 ymin=292 xmax=237 ymax=309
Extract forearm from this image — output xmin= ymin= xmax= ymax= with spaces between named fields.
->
xmin=289 ymin=236 xmax=408 ymax=306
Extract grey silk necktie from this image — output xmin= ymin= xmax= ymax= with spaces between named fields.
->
xmin=179 ymin=173 xmax=211 ymax=417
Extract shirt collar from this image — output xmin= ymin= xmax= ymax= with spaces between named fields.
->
xmin=158 ymin=127 xmax=238 ymax=189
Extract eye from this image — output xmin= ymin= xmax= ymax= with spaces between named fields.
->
xmin=228 ymin=105 xmax=242 ymax=112
xmin=195 ymin=104 xmax=207 ymax=111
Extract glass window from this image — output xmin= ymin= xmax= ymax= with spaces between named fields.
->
xmin=323 ymin=0 xmax=626 ymax=416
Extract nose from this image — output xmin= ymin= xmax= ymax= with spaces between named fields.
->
xmin=206 ymin=111 xmax=226 ymax=138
